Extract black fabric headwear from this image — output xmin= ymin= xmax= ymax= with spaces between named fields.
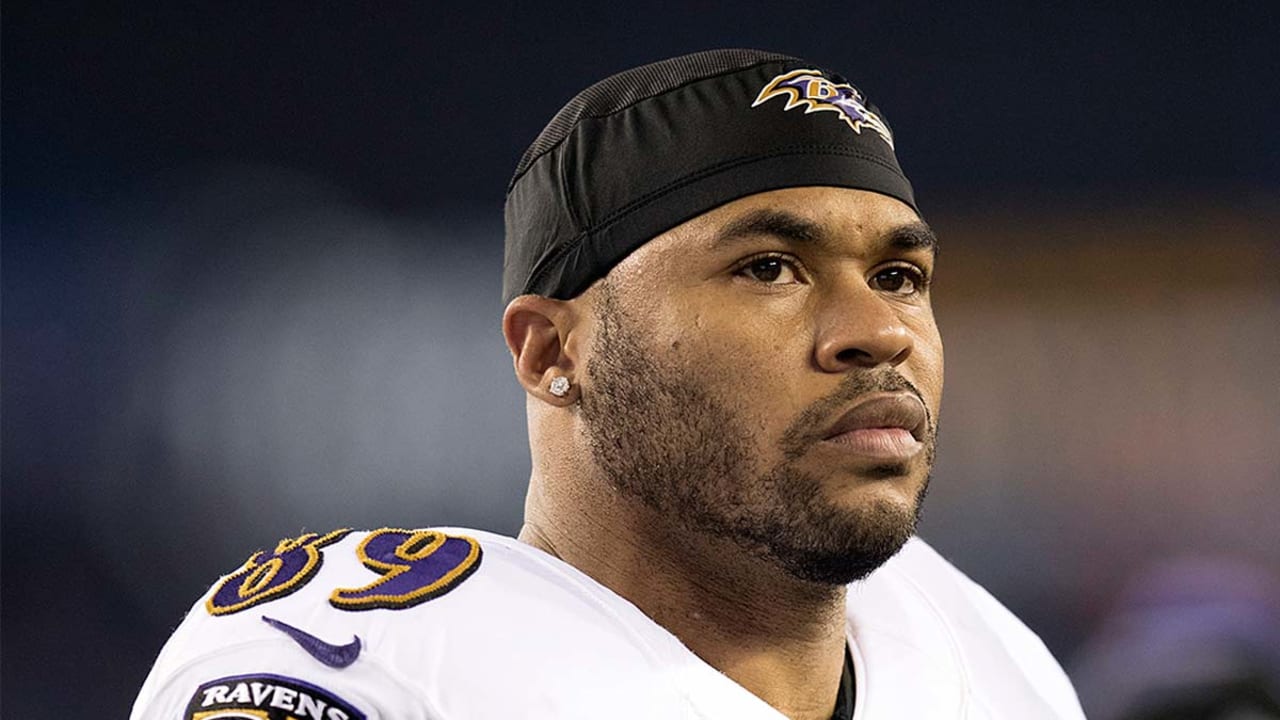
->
xmin=503 ymin=48 xmax=917 ymax=304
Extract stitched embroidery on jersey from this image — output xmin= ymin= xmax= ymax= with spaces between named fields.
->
xmin=207 ymin=529 xmax=352 ymax=616
xmin=330 ymin=528 xmax=482 ymax=611
xmin=185 ymin=673 xmax=366 ymax=720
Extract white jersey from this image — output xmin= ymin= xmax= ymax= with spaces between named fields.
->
xmin=131 ymin=527 xmax=1084 ymax=719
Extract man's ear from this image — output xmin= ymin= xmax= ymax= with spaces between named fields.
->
xmin=502 ymin=294 xmax=581 ymax=405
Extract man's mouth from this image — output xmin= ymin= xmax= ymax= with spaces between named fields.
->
xmin=819 ymin=393 xmax=928 ymax=461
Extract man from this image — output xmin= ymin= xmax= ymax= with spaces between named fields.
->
xmin=132 ymin=49 xmax=1085 ymax=719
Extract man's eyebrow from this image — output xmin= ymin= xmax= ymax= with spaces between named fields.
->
xmin=710 ymin=209 xmax=826 ymax=250
xmin=885 ymin=222 xmax=939 ymax=257
xmin=710 ymin=208 xmax=939 ymax=257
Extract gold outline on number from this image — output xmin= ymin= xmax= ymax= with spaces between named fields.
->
xmin=205 ymin=528 xmax=351 ymax=616
xmin=329 ymin=528 xmax=483 ymax=611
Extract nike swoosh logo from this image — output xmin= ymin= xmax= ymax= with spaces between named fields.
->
xmin=262 ymin=616 xmax=362 ymax=669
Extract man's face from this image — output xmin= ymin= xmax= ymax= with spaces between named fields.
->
xmin=577 ymin=187 xmax=943 ymax=585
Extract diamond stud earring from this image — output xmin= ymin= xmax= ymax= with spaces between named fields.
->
xmin=549 ymin=376 xmax=571 ymax=397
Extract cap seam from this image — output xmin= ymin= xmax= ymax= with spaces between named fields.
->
xmin=523 ymin=230 xmax=588 ymax=298
xmin=558 ymin=138 xmax=583 ymax=232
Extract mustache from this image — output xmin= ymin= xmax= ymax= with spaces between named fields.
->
xmin=779 ymin=370 xmax=934 ymax=458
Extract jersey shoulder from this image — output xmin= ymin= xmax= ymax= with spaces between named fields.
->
xmin=132 ymin=527 xmax=692 ymax=720
xmin=849 ymin=537 xmax=1086 ymax=719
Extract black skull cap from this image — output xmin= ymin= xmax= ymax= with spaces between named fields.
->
xmin=502 ymin=49 xmax=917 ymax=305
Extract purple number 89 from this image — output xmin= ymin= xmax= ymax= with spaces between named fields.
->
xmin=206 ymin=528 xmax=482 ymax=616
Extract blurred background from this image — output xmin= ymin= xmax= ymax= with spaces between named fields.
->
xmin=3 ymin=2 xmax=1278 ymax=716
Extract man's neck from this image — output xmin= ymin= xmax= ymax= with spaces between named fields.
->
xmin=520 ymin=493 xmax=849 ymax=720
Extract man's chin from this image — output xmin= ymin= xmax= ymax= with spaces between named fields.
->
xmin=766 ymin=497 xmax=922 ymax=586
xmin=777 ymin=534 xmax=915 ymax=586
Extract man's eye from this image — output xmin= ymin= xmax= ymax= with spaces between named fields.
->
xmin=870 ymin=267 xmax=926 ymax=295
xmin=738 ymin=255 xmax=801 ymax=285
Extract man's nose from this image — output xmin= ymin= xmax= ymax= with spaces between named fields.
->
xmin=813 ymin=281 xmax=914 ymax=372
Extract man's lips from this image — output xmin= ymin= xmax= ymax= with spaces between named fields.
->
xmin=819 ymin=393 xmax=928 ymax=461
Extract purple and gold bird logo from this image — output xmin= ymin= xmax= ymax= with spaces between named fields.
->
xmin=753 ymin=69 xmax=895 ymax=148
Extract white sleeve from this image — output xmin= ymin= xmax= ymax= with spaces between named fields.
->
xmin=129 ymin=630 xmax=437 ymax=720
xmin=128 ymin=584 xmax=442 ymax=720
xmin=131 ymin=528 xmax=453 ymax=719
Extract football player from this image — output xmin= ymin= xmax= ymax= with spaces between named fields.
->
xmin=132 ymin=49 xmax=1086 ymax=719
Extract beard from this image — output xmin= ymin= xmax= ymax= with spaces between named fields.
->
xmin=579 ymin=284 xmax=936 ymax=586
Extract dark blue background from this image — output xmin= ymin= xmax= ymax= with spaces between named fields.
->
xmin=6 ymin=2 xmax=1276 ymax=214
